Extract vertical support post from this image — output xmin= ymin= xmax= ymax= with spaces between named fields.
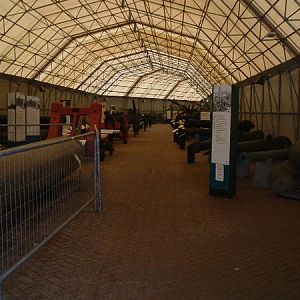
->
xmin=209 ymin=85 xmax=239 ymax=199
xmin=249 ymin=83 xmax=253 ymax=121
xmin=261 ymin=82 xmax=265 ymax=131
xmin=239 ymin=87 xmax=243 ymax=120
xmin=277 ymin=73 xmax=282 ymax=136
xmin=298 ymin=68 xmax=300 ymax=141
xmin=288 ymin=71 xmax=298 ymax=142
xmin=252 ymin=85 xmax=259 ymax=129
xmin=0 ymin=278 xmax=3 ymax=300
xmin=266 ymin=78 xmax=275 ymax=135
xmin=94 ymin=127 xmax=102 ymax=212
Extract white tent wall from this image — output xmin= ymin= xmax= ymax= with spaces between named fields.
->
xmin=152 ymin=100 xmax=167 ymax=114
xmin=0 ymin=77 xmax=96 ymax=115
xmin=104 ymin=97 xmax=127 ymax=112
xmin=0 ymin=74 xmax=183 ymax=118
xmin=240 ymin=67 xmax=300 ymax=142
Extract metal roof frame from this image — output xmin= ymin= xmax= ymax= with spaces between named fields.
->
xmin=0 ymin=0 xmax=299 ymax=101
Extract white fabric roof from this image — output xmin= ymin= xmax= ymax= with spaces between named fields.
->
xmin=0 ymin=0 xmax=299 ymax=101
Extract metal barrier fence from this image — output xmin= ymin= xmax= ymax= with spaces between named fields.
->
xmin=0 ymin=131 xmax=102 ymax=298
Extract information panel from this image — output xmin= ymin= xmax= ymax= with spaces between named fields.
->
xmin=26 ymin=96 xmax=40 ymax=142
xmin=209 ymin=85 xmax=239 ymax=198
xmin=7 ymin=92 xmax=26 ymax=142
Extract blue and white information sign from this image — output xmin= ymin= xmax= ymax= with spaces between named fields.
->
xmin=209 ymin=85 xmax=239 ymax=198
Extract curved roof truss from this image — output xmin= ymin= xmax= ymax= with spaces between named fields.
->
xmin=0 ymin=0 xmax=299 ymax=101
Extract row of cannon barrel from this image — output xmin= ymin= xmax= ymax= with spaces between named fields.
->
xmin=172 ymin=112 xmax=300 ymax=200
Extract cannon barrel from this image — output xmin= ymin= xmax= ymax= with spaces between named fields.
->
xmin=187 ymin=130 xmax=265 ymax=163
xmin=0 ymin=138 xmax=84 ymax=213
xmin=177 ymin=127 xmax=211 ymax=136
xmin=184 ymin=119 xmax=254 ymax=132
xmin=238 ymin=130 xmax=264 ymax=142
xmin=240 ymin=148 xmax=290 ymax=163
xmin=238 ymin=136 xmax=291 ymax=154
xmin=185 ymin=119 xmax=211 ymax=129
xmin=175 ymin=127 xmax=211 ymax=149
xmin=176 ymin=121 xmax=256 ymax=149
xmin=238 ymin=120 xmax=255 ymax=132
xmin=269 ymin=141 xmax=300 ymax=199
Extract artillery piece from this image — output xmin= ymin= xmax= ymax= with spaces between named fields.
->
xmin=235 ymin=138 xmax=300 ymax=199
xmin=187 ymin=130 xmax=265 ymax=163
xmin=174 ymin=120 xmax=255 ymax=150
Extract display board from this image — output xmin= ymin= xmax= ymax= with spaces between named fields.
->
xmin=166 ymin=110 xmax=171 ymax=120
xmin=7 ymin=92 xmax=26 ymax=142
xmin=26 ymin=96 xmax=40 ymax=142
xmin=209 ymin=85 xmax=239 ymax=198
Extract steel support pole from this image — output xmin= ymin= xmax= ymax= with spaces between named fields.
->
xmin=94 ymin=127 xmax=102 ymax=212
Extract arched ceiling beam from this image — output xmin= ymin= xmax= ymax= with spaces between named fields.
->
xmin=82 ymin=45 xmax=213 ymax=92
xmin=150 ymin=61 xmax=211 ymax=95
xmin=102 ymin=60 xmax=210 ymax=98
xmin=55 ymin=41 xmax=141 ymax=87
xmin=81 ymin=51 xmax=151 ymax=91
xmin=93 ymin=61 xmax=210 ymax=100
xmin=134 ymin=21 xmax=240 ymax=82
xmin=240 ymin=0 xmax=299 ymax=56
xmin=84 ymin=49 xmax=211 ymax=96
xmin=164 ymin=79 xmax=188 ymax=100
xmin=76 ymin=50 xmax=146 ymax=90
xmin=125 ymin=69 xmax=162 ymax=97
xmin=30 ymin=38 xmax=73 ymax=81
xmin=30 ymin=20 xmax=232 ymax=84
xmin=72 ymin=21 xmax=134 ymax=39
xmin=96 ymin=62 xmax=157 ymax=95
xmin=73 ymin=38 xmax=206 ymax=89
xmin=31 ymin=21 xmax=135 ymax=81
xmin=94 ymin=71 xmax=125 ymax=94
xmin=237 ymin=55 xmax=300 ymax=87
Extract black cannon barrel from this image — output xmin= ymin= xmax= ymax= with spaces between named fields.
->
xmin=187 ymin=130 xmax=265 ymax=163
xmin=185 ymin=119 xmax=211 ymax=129
xmin=240 ymin=148 xmax=290 ymax=162
xmin=187 ymin=140 xmax=211 ymax=163
xmin=238 ymin=136 xmax=291 ymax=154
xmin=237 ymin=130 xmax=264 ymax=142
xmin=174 ymin=127 xmax=211 ymax=143
xmin=183 ymin=128 xmax=211 ymax=136
xmin=176 ymin=127 xmax=211 ymax=149
xmin=238 ymin=120 xmax=255 ymax=132
xmin=184 ymin=119 xmax=254 ymax=132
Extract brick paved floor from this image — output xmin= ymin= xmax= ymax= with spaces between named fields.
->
xmin=4 ymin=124 xmax=300 ymax=299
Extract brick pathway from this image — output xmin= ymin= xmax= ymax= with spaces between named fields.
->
xmin=4 ymin=124 xmax=300 ymax=299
